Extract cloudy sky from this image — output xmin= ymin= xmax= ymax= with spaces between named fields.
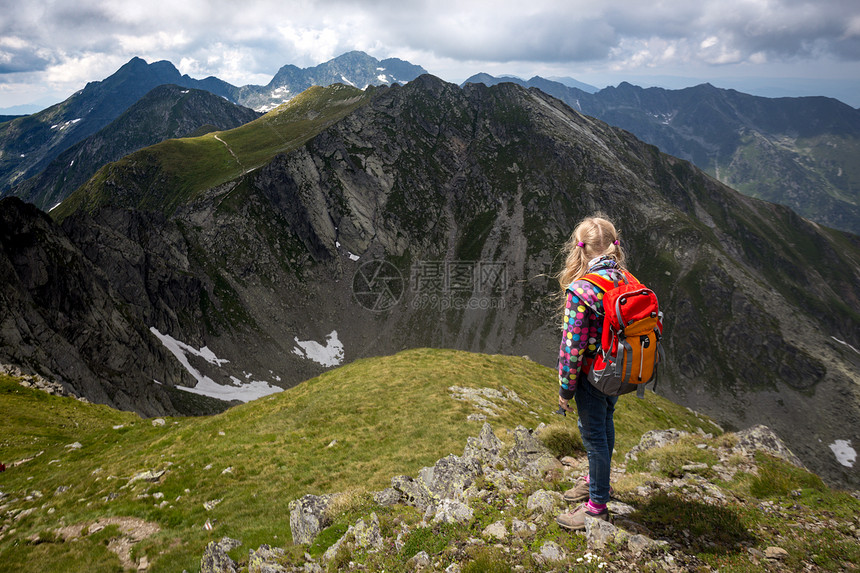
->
xmin=2 ymin=0 xmax=860 ymax=113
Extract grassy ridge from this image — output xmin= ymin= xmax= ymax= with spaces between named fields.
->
xmin=53 ymin=84 xmax=373 ymax=220
xmin=0 ymin=349 xmax=717 ymax=572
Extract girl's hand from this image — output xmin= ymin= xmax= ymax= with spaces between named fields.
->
xmin=558 ymin=395 xmax=574 ymax=412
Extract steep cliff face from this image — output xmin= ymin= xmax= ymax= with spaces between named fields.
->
xmin=0 ymin=197 xmax=233 ymax=416
xmin=1 ymin=76 xmax=858 ymax=486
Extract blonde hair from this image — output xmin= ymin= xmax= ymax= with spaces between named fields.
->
xmin=557 ymin=213 xmax=626 ymax=291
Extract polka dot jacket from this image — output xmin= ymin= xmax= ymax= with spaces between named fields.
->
xmin=558 ymin=256 xmax=624 ymax=398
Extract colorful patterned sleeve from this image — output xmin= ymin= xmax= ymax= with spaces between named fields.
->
xmin=558 ymin=282 xmax=602 ymax=398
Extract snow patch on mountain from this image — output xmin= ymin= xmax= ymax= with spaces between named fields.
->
xmin=829 ymin=439 xmax=856 ymax=467
xmin=293 ymin=330 xmax=344 ymax=367
xmin=149 ymin=327 xmax=282 ymax=402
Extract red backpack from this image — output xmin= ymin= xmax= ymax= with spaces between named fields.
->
xmin=581 ymin=270 xmax=664 ymax=397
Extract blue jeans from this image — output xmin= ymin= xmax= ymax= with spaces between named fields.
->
xmin=574 ymin=377 xmax=618 ymax=505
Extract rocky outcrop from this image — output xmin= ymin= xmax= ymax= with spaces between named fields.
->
xmin=287 ymin=494 xmax=342 ymax=545
xmin=200 ymin=537 xmax=242 ymax=573
xmin=215 ymin=422 xmax=832 ymax=573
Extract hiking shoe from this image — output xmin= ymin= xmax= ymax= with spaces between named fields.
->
xmin=556 ymin=503 xmax=610 ymax=531
xmin=562 ymin=478 xmax=589 ymax=502
xmin=562 ymin=478 xmax=613 ymax=503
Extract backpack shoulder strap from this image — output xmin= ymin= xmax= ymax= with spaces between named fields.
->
xmin=580 ymin=273 xmax=615 ymax=293
xmin=621 ymin=270 xmax=641 ymax=285
xmin=581 ymin=267 xmax=636 ymax=292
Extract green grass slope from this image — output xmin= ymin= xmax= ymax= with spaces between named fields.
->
xmin=52 ymin=84 xmax=373 ymax=220
xmin=0 ymin=349 xmax=718 ymax=572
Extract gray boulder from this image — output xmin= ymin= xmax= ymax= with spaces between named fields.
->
xmin=432 ymin=499 xmax=474 ymax=524
xmin=735 ymin=425 xmax=805 ymax=468
xmin=391 ymin=474 xmax=434 ymax=511
xmin=462 ymin=423 xmax=504 ymax=466
xmin=200 ymin=537 xmax=242 ymax=573
xmin=247 ymin=544 xmax=287 ymax=573
xmin=418 ymin=454 xmax=481 ymax=501
xmin=372 ymin=487 xmax=402 ymax=506
xmin=526 ymin=489 xmax=563 ymax=515
xmin=288 ymin=494 xmax=339 ymax=545
xmin=506 ymin=425 xmax=563 ymax=478
xmin=625 ymin=429 xmax=688 ymax=461
xmin=585 ymin=515 xmax=627 ymax=550
xmin=535 ymin=541 xmax=566 ymax=564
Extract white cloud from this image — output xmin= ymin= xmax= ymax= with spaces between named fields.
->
xmin=2 ymin=0 xmax=860 ymax=109
xmin=115 ymin=31 xmax=192 ymax=54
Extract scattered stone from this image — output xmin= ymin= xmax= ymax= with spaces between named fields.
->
xmin=65 ymin=442 xmax=83 ymax=450
xmin=417 ymin=453 xmax=481 ymax=502
xmin=627 ymin=533 xmax=665 ymax=555
xmin=586 ymin=515 xmax=629 ymax=550
xmin=195 ymin=421 xmax=834 ymax=572
xmin=432 ymin=499 xmax=473 ymax=524
xmin=482 ymin=520 xmax=507 ymax=541
xmin=247 ymin=545 xmax=287 ymax=573
xmin=204 ymin=499 xmax=223 ymax=511
xmin=507 ymin=426 xmax=563 ymax=478
xmin=372 ymin=487 xmax=402 ymax=507
xmin=466 ymin=414 xmax=487 ymax=422
xmin=407 ymin=550 xmax=431 ymax=571
xmin=607 ymin=500 xmax=636 ymax=516
xmin=352 ymin=512 xmax=384 ymax=551
xmin=511 ymin=518 xmax=537 ymax=538
xmin=536 ymin=541 xmax=566 ymax=563
xmin=526 ymin=490 xmax=563 ymax=515
xmin=448 ymin=386 xmax=504 ymax=416
xmin=765 ymin=546 xmax=789 ymax=560
xmin=151 ymin=418 xmax=166 ymax=427
xmin=129 ymin=469 xmax=165 ymax=484
xmin=462 ymin=423 xmax=504 ymax=467
xmin=2 ymin=364 xmax=80 ymax=399
xmin=681 ymin=462 xmax=709 ymax=472
xmin=390 ymin=475 xmax=434 ymax=512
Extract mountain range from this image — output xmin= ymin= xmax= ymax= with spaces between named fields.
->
xmin=11 ymin=84 xmax=261 ymax=213
xmin=1 ymin=74 xmax=857 ymax=490
xmin=3 ymin=53 xmax=858 ymax=238
xmin=463 ymin=73 xmax=860 ymax=235
xmin=0 ymin=52 xmax=427 ymax=198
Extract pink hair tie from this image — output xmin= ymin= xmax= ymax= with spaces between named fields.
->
xmin=613 ymin=240 xmax=620 ymax=245
xmin=576 ymin=241 xmax=585 ymax=248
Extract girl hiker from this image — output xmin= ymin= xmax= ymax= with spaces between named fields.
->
xmin=554 ymin=213 xmax=626 ymax=531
